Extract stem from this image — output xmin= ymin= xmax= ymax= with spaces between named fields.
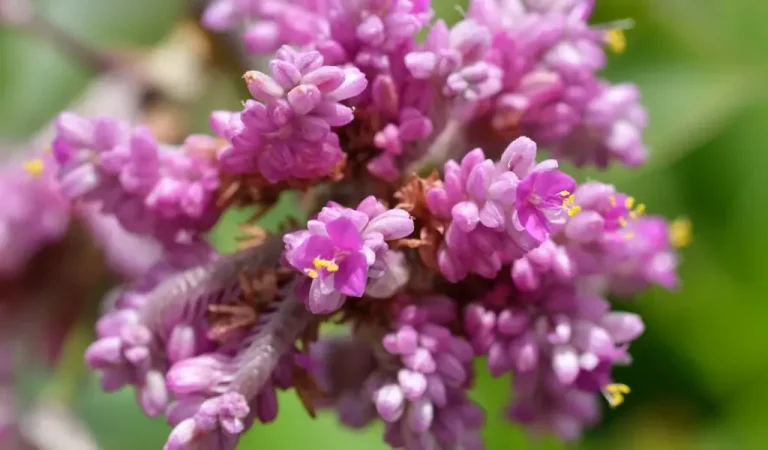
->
xmin=230 ymin=290 xmax=311 ymax=400
xmin=405 ymin=119 xmax=466 ymax=175
xmin=140 ymin=233 xmax=285 ymax=333
xmin=11 ymin=7 xmax=120 ymax=73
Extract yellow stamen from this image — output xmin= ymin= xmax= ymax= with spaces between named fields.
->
xmin=568 ymin=205 xmax=582 ymax=217
xmin=635 ymin=203 xmax=646 ymax=216
xmin=604 ymin=383 xmax=631 ymax=408
xmin=605 ymin=29 xmax=627 ymax=54
xmin=313 ymin=257 xmax=339 ymax=273
xmin=562 ymin=193 xmax=581 ymax=217
xmin=624 ymin=232 xmax=635 ymax=240
xmin=304 ymin=269 xmax=319 ymax=279
xmin=23 ymin=158 xmax=45 ymax=177
xmin=618 ymin=216 xmax=628 ymax=228
xmin=609 ymin=195 xmax=617 ymax=207
xmin=669 ymin=217 xmax=692 ymax=249
xmin=625 ymin=196 xmax=635 ymax=209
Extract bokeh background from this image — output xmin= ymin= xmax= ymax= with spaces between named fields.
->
xmin=2 ymin=0 xmax=767 ymax=448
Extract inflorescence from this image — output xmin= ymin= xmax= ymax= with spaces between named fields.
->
xmin=1 ymin=0 xmax=689 ymax=449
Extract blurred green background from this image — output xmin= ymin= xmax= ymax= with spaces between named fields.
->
xmin=2 ymin=0 xmax=767 ymax=448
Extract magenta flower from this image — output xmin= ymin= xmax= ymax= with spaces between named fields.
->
xmin=284 ymin=196 xmax=413 ymax=314
xmin=52 ymin=112 xmax=222 ymax=254
xmin=69 ymin=0 xmax=685 ymax=447
xmin=550 ymin=82 xmax=649 ymax=167
xmin=218 ymin=46 xmax=367 ymax=182
xmin=405 ymin=19 xmax=503 ymax=103
xmin=425 ymin=136 xmax=574 ymax=282
xmin=514 ymin=168 xmax=576 ymax=242
xmin=0 ymin=155 xmax=70 ymax=276
xmin=464 ymin=281 xmax=644 ymax=440
xmin=290 ymin=218 xmax=371 ymax=303
xmin=311 ymin=297 xmax=484 ymax=450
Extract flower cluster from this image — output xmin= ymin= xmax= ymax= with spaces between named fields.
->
xmin=52 ymin=112 xmax=222 ymax=262
xmin=215 ymin=46 xmax=367 ymax=183
xmin=205 ymin=0 xmax=647 ymax=173
xmin=465 ymin=282 xmax=644 ymax=439
xmin=312 ymin=297 xmax=484 ymax=449
xmin=0 ymin=154 xmax=70 ymax=276
xmin=425 ymin=136 xmax=576 ymax=282
xmin=467 ymin=0 xmax=648 ymax=167
xmin=0 ymin=0 xmax=690 ymax=448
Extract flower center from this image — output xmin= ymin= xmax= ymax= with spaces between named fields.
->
xmin=560 ymin=190 xmax=581 ymax=217
xmin=610 ymin=195 xmax=647 ymax=240
xmin=23 ymin=158 xmax=45 ymax=177
xmin=602 ymin=382 xmax=631 ymax=408
xmin=304 ymin=257 xmax=340 ymax=279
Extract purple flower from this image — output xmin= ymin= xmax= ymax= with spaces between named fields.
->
xmin=425 ymin=136 xmax=573 ymax=282
xmin=202 ymin=0 xmax=330 ymax=53
xmin=323 ymin=0 xmax=432 ymax=70
xmin=463 ymin=0 xmax=648 ymax=169
xmin=549 ymin=82 xmax=648 ymax=167
xmin=52 ymin=112 xmax=130 ymax=199
xmin=218 ymin=46 xmax=367 ymax=182
xmin=464 ymin=281 xmax=643 ymax=439
xmin=365 ymin=74 xmax=434 ymax=181
xmin=405 ymin=19 xmax=502 ymax=103
xmin=203 ymin=0 xmax=432 ymax=70
xmin=545 ymin=182 xmax=681 ymax=296
xmin=0 ymin=154 xmax=70 ymax=276
xmin=514 ymin=168 xmax=576 ymax=242
xmin=52 ymin=112 xmax=222 ymax=251
xmin=311 ymin=297 xmax=484 ymax=450
xmin=507 ymin=367 xmax=600 ymax=441
xmin=284 ymin=196 xmax=414 ymax=314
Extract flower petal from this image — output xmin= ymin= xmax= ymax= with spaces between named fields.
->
xmin=335 ymin=251 xmax=368 ymax=297
xmin=326 ymin=217 xmax=364 ymax=251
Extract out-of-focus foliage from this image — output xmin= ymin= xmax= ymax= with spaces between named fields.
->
xmin=2 ymin=0 xmax=767 ymax=448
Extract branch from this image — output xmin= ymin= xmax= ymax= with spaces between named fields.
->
xmin=140 ymin=233 xmax=285 ymax=333
xmin=231 ymin=290 xmax=312 ymax=400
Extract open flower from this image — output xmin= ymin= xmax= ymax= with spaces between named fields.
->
xmin=284 ymin=196 xmax=414 ymax=314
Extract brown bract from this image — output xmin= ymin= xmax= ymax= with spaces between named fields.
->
xmin=216 ymin=157 xmax=346 ymax=215
xmin=207 ymin=267 xmax=294 ymax=342
xmin=393 ymin=172 xmax=445 ymax=271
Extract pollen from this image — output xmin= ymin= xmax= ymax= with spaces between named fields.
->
xmin=669 ymin=217 xmax=692 ymax=249
xmin=604 ymin=383 xmax=631 ymax=408
xmin=569 ymin=205 xmax=582 ymax=217
xmin=625 ymin=196 xmax=635 ymax=209
xmin=313 ymin=257 xmax=339 ymax=273
xmin=304 ymin=268 xmax=319 ymax=279
xmin=618 ymin=216 xmax=628 ymax=228
xmin=23 ymin=158 xmax=45 ymax=177
xmin=605 ymin=29 xmax=627 ymax=54
xmin=609 ymin=195 xmax=617 ymax=207
xmin=562 ymin=193 xmax=581 ymax=217
xmin=630 ymin=203 xmax=646 ymax=219
xmin=623 ymin=232 xmax=635 ymax=240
